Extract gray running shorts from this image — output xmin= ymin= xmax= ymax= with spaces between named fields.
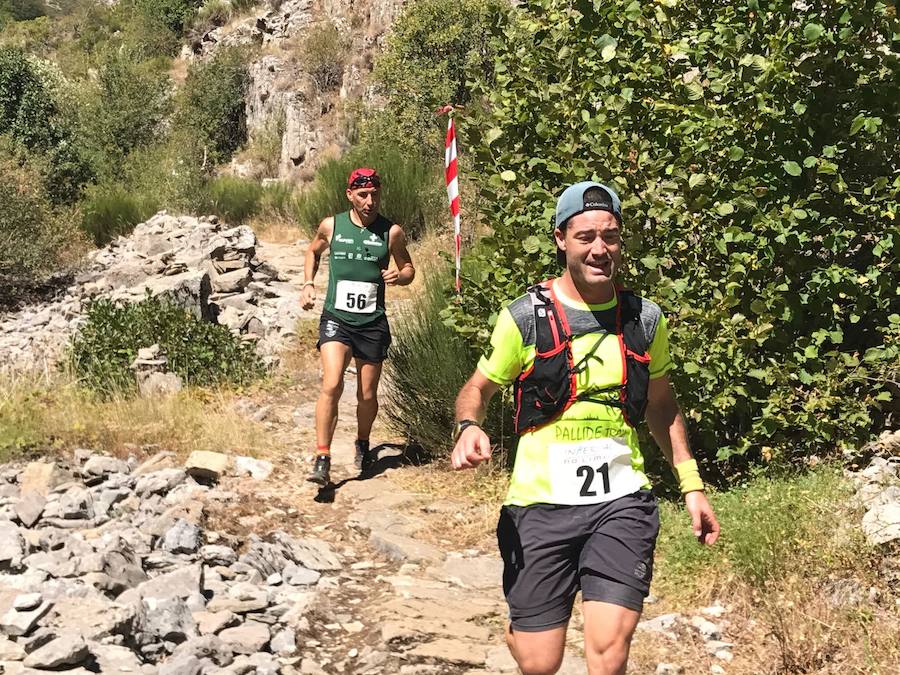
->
xmin=496 ymin=490 xmax=660 ymax=632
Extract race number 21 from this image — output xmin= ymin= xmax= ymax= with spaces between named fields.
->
xmin=576 ymin=464 xmax=611 ymax=497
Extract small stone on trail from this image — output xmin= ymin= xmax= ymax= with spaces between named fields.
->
xmin=23 ymin=635 xmax=90 ymax=669
xmin=234 ymin=456 xmax=274 ymax=480
xmin=656 ymin=664 xmax=684 ymax=675
xmin=185 ymin=451 xmax=230 ymax=482
xmin=13 ymin=593 xmax=42 ymax=611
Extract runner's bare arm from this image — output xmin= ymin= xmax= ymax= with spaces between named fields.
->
xmin=301 ymin=217 xmax=333 ymax=310
xmin=645 ymin=375 xmax=692 ymax=467
xmin=383 ymin=224 xmax=415 ymax=286
xmin=646 ymin=375 xmax=720 ymax=545
xmin=451 ymin=370 xmax=500 ymax=469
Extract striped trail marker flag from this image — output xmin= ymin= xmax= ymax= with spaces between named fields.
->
xmin=444 ymin=113 xmax=462 ymax=292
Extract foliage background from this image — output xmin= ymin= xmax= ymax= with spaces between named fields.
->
xmin=446 ymin=0 xmax=900 ymax=473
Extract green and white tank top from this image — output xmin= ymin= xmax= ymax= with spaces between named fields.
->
xmin=324 ymin=211 xmax=391 ymax=326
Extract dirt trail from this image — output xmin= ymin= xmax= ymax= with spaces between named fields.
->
xmin=215 ymin=238 xmax=749 ymax=674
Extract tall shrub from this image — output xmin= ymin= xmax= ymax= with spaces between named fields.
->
xmin=0 ymin=146 xmax=83 ymax=277
xmin=451 ymin=0 xmax=899 ymax=470
xmin=384 ymin=272 xmax=514 ymax=460
xmin=292 ymin=144 xmax=443 ymax=237
xmin=75 ymin=46 xmax=172 ymax=181
xmin=174 ymin=47 xmax=249 ymax=165
xmin=0 ymin=47 xmax=91 ymax=202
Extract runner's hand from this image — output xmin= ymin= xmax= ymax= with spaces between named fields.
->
xmin=684 ymin=490 xmax=720 ymax=545
xmin=381 ymin=268 xmax=400 ymax=285
xmin=301 ymin=285 xmax=316 ymax=310
xmin=451 ymin=426 xmax=493 ymax=469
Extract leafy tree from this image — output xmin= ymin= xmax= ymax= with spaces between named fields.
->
xmin=134 ymin=0 xmax=203 ymax=35
xmin=174 ymin=47 xmax=249 ymax=166
xmin=0 ymin=47 xmax=91 ymax=201
xmin=451 ymin=0 xmax=899 ymax=472
xmin=366 ymin=0 xmax=502 ymax=156
xmin=74 ymin=46 xmax=172 ymax=180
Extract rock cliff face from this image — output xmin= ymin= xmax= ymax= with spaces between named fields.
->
xmin=0 ymin=213 xmax=307 ymax=374
xmin=191 ymin=0 xmax=407 ymax=181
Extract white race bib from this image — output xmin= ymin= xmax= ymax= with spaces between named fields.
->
xmin=334 ymin=280 xmax=378 ymax=314
xmin=548 ymin=437 xmax=644 ymax=505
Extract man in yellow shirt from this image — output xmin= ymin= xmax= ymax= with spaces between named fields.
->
xmin=451 ymin=182 xmax=720 ymax=675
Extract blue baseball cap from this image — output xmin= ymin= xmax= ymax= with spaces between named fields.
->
xmin=554 ymin=181 xmax=622 ymax=230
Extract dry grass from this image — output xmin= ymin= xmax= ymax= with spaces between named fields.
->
xmin=250 ymin=215 xmax=306 ymax=244
xmin=0 ymin=373 xmax=277 ymax=462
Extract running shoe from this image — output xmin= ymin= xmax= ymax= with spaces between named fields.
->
xmin=307 ymin=455 xmax=331 ymax=486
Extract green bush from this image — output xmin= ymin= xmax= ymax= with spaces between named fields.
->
xmin=366 ymin=0 xmax=502 ymax=157
xmin=298 ymin=21 xmax=347 ymax=94
xmin=174 ymin=47 xmax=249 ymax=165
xmin=74 ymin=46 xmax=172 ymax=181
xmin=134 ymin=0 xmax=203 ymax=34
xmin=384 ymin=272 xmax=514 ymax=461
xmin=0 ymin=142 xmax=82 ymax=277
xmin=292 ymin=144 xmax=443 ymax=238
xmin=68 ymin=294 xmax=265 ymax=396
xmin=450 ymin=0 xmax=900 ymax=473
xmin=80 ymin=182 xmax=158 ymax=245
xmin=0 ymin=47 xmax=91 ymax=201
xmin=199 ymin=175 xmax=262 ymax=223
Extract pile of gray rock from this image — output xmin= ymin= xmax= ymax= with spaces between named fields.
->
xmin=0 ymin=450 xmax=337 ymax=674
xmin=847 ymin=429 xmax=900 ymax=547
xmin=0 ymin=212 xmax=304 ymax=374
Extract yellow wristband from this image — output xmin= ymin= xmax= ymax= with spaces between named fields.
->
xmin=674 ymin=459 xmax=704 ymax=494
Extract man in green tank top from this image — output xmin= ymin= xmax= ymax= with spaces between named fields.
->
xmin=300 ymin=168 xmax=415 ymax=486
xmin=450 ymin=182 xmax=719 ymax=675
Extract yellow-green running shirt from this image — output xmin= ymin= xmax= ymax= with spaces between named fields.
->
xmin=478 ymin=284 xmax=673 ymax=506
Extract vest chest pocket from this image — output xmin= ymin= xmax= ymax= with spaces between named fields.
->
xmin=335 ymin=280 xmax=378 ymax=313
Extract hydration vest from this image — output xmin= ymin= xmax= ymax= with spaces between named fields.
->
xmin=513 ymin=280 xmax=652 ymax=435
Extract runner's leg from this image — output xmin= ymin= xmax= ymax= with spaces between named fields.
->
xmin=315 ymin=341 xmax=353 ymax=451
xmin=354 ymin=358 xmax=382 ymax=442
xmin=582 ymin=600 xmax=641 ymax=675
xmin=505 ymin=624 xmax=567 ymax=675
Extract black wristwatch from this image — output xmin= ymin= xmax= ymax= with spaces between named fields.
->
xmin=453 ymin=419 xmax=480 ymax=442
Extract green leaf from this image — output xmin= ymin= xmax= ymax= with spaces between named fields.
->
xmin=688 ymin=173 xmax=706 ymax=188
xmin=783 ymin=161 xmax=802 ymax=176
xmin=640 ymin=255 xmax=659 ymax=269
xmin=728 ymin=146 xmax=745 ymax=161
xmin=793 ymin=102 xmax=807 ymax=115
xmin=803 ymin=23 xmax=825 ymax=42
xmin=716 ymin=202 xmax=735 ymax=215
xmin=601 ymin=42 xmax=618 ymax=62
xmin=849 ymin=114 xmax=865 ymax=135
xmin=523 ymin=235 xmax=541 ymax=254
xmin=485 ymin=128 xmax=502 ymax=145
xmin=500 ymin=170 xmax=516 ymax=182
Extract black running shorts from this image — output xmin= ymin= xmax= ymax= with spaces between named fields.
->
xmin=496 ymin=490 xmax=660 ymax=632
xmin=317 ymin=311 xmax=391 ymax=363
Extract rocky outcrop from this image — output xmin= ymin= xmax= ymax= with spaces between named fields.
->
xmin=0 ymin=453 xmax=332 ymax=674
xmin=0 ymin=213 xmax=306 ymax=374
xmin=192 ymin=0 xmax=407 ymax=181
xmin=847 ymin=430 xmax=900 ymax=546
